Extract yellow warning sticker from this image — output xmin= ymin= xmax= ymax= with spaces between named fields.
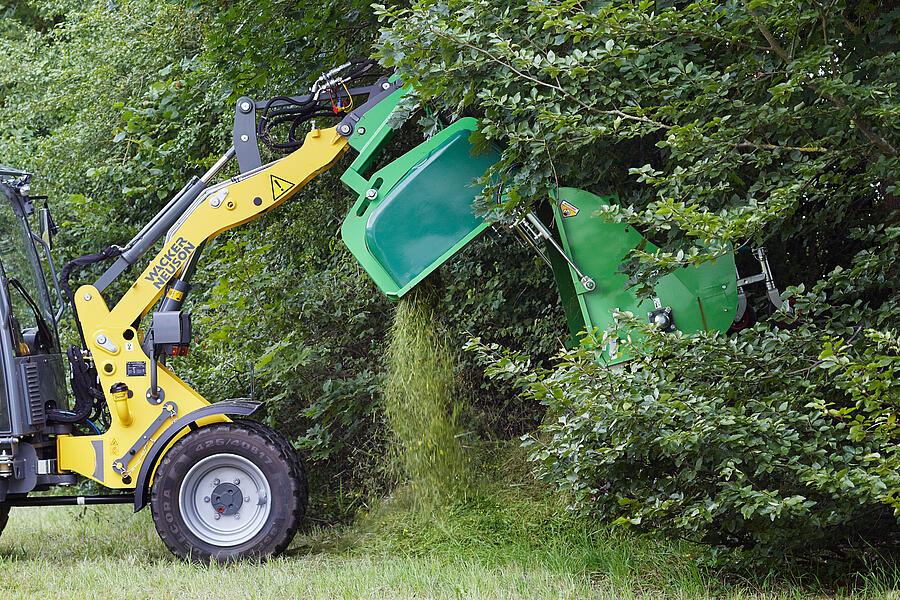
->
xmin=270 ymin=174 xmax=294 ymax=202
xmin=560 ymin=200 xmax=580 ymax=218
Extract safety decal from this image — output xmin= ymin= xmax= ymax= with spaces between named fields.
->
xmin=270 ymin=174 xmax=294 ymax=202
xmin=560 ymin=200 xmax=580 ymax=218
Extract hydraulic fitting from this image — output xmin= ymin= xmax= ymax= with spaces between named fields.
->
xmin=110 ymin=382 xmax=133 ymax=427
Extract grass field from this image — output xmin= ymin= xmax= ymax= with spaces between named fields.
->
xmin=1 ymin=453 xmax=898 ymax=599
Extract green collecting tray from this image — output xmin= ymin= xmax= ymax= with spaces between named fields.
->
xmin=341 ymin=118 xmax=499 ymax=298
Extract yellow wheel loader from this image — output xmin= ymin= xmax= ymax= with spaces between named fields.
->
xmin=0 ymin=61 xmax=783 ymax=561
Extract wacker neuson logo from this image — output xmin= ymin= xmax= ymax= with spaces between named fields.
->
xmin=144 ymin=237 xmax=196 ymax=289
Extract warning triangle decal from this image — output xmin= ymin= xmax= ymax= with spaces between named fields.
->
xmin=559 ymin=200 xmax=580 ymax=218
xmin=270 ymin=174 xmax=294 ymax=202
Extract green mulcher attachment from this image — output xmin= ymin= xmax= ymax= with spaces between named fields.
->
xmin=341 ymin=117 xmax=499 ymax=297
xmin=546 ymin=188 xmax=737 ymax=362
xmin=338 ymin=87 xmax=737 ymax=361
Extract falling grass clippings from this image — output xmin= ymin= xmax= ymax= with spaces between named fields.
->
xmin=383 ymin=288 xmax=470 ymax=509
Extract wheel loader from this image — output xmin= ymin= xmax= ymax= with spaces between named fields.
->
xmin=0 ymin=61 xmax=784 ymax=561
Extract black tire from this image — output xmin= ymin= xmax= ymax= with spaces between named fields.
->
xmin=150 ymin=422 xmax=306 ymax=562
xmin=0 ymin=503 xmax=8 ymax=538
xmin=233 ymin=419 xmax=308 ymax=514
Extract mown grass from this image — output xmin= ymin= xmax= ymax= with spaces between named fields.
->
xmin=1 ymin=446 xmax=897 ymax=599
xmin=383 ymin=290 xmax=469 ymax=509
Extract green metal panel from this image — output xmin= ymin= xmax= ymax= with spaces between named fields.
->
xmin=549 ymin=187 xmax=737 ymax=362
xmin=341 ymin=118 xmax=499 ymax=298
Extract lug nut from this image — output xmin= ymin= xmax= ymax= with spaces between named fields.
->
xmin=204 ymin=496 xmax=210 ymax=503
xmin=244 ymin=496 xmax=250 ymax=503
xmin=234 ymin=513 xmax=240 ymax=520
xmin=233 ymin=478 xmax=240 ymax=485
xmin=213 ymin=478 xmax=220 ymax=486
xmin=214 ymin=513 xmax=221 ymax=520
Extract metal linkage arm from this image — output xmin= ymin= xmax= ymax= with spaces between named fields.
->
xmin=93 ymin=148 xmax=235 ymax=293
xmin=233 ymin=81 xmax=393 ymax=174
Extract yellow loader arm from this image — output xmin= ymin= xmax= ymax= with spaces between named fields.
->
xmin=59 ymin=128 xmax=348 ymax=488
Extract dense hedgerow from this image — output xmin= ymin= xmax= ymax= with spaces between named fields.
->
xmin=470 ymin=227 xmax=899 ymax=563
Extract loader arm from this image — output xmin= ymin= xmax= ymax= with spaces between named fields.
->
xmin=56 ymin=65 xmax=410 ymax=491
xmin=58 ymin=129 xmax=349 ymax=487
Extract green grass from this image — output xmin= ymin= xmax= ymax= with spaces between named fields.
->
xmin=2 ymin=448 xmax=897 ymax=599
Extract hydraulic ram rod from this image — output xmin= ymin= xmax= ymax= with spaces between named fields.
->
xmin=93 ymin=147 xmax=235 ymax=292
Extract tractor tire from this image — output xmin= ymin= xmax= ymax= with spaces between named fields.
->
xmin=234 ymin=420 xmax=308 ymax=512
xmin=0 ymin=504 xmax=8 ymax=538
xmin=150 ymin=422 xmax=306 ymax=562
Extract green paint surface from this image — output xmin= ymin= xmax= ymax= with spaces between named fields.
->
xmin=550 ymin=187 xmax=738 ymax=362
xmin=341 ymin=118 xmax=498 ymax=298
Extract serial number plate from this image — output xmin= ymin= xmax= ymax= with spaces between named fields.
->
xmin=126 ymin=361 xmax=147 ymax=377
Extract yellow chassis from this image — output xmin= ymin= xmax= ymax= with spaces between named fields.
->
xmin=58 ymin=128 xmax=348 ymax=488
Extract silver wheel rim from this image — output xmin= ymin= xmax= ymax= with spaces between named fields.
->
xmin=178 ymin=453 xmax=272 ymax=547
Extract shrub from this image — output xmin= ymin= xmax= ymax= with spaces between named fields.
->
xmin=470 ymin=228 xmax=900 ymax=564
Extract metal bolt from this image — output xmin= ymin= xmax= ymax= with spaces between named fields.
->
xmin=204 ymin=496 xmax=210 ymax=503
xmin=240 ymin=134 xmax=249 ymax=142
xmin=244 ymin=496 xmax=250 ymax=503
xmin=213 ymin=478 xmax=220 ymax=486
xmin=83 ymin=293 xmax=92 ymax=301
xmin=234 ymin=513 xmax=240 ymax=520
xmin=338 ymin=123 xmax=352 ymax=135
xmin=356 ymin=127 xmax=366 ymax=136
xmin=96 ymin=335 xmax=107 ymax=344
xmin=210 ymin=197 xmax=221 ymax=208
xmin=239 ymin=101 xmax=252 ymax=113
xmin=365 ymin=188 xmax=378 ymax=200
xmin=214 ymin=513 xmax=221 ymax=520
xmin=233 ymin=478 xmax=240 ymax=485
xmin=382 ymin=82 xmax=391 ymax=90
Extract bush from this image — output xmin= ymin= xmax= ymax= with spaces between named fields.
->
xmin=470 ymin=227 xmax=900 ymax=564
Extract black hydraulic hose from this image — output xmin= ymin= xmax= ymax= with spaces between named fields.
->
xmin=47 ymin=345 xmax=104 ymax=424
xmin=58 ymin=245 xmax=122 ymax=347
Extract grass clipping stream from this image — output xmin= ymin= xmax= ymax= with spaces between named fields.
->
xmin=384 ymin=289 xmax=469 ymax=509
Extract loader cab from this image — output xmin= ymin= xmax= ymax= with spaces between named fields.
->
xmin=0 ymin=167 xmax=67 ymax=436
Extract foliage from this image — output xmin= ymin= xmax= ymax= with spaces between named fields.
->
xmin=378 ymin=0 xmax=900 ymax=562
xmin=469 ymin=226 xmax=899 ymax=564
xmin=376 ymin=0 xmax=898 ymax=283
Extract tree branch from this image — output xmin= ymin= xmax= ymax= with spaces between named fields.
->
xmin=741 ymin=0 xmax=897 ymax=156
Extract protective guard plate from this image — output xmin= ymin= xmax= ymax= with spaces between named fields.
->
xmin=341 ymin=118 xmax=499 ymax=298
xmin=549 ymin=187 xmax=737 ymax=362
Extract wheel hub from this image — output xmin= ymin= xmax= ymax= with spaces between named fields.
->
xmin=178 ymin=453 xmax=272 ymax=547
xmin=210 ymin=482 xmax=244 ymax=516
